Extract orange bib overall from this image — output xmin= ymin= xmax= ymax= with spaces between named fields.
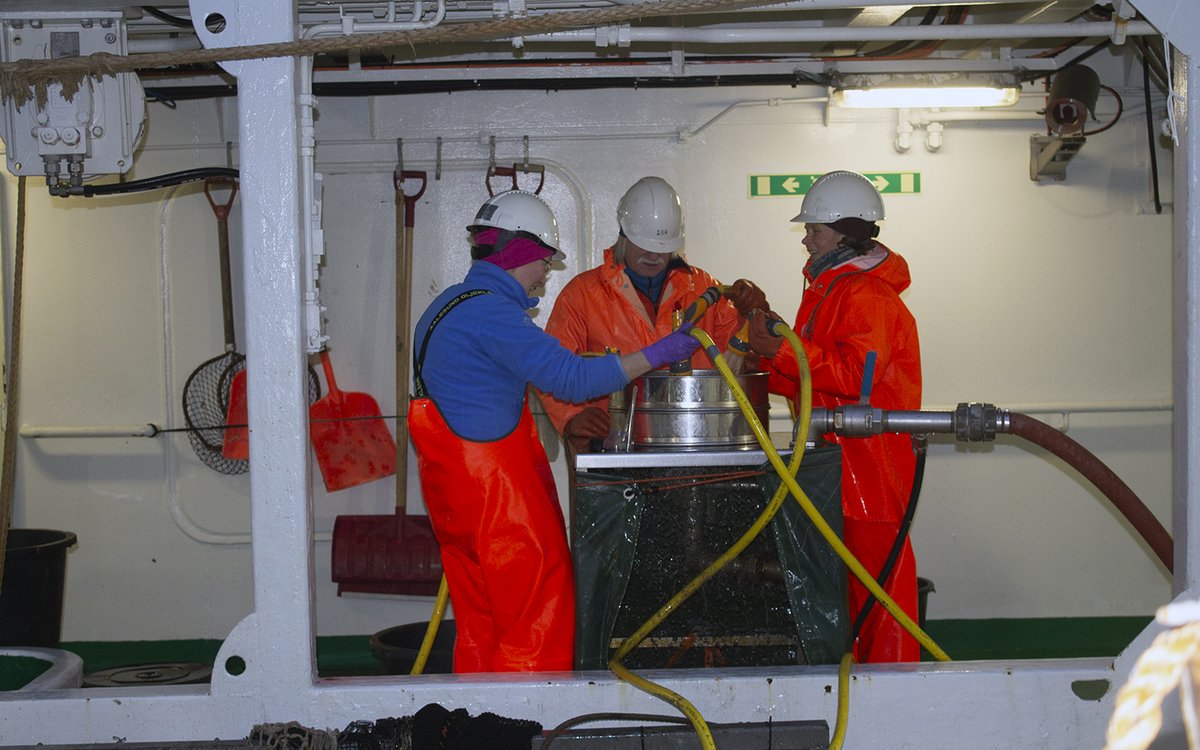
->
xmin=408 ymin=289 xmax=574 ymax=672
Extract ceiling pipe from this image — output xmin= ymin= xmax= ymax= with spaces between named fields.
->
xmin=528 ymin=19 xmax=1157 ymax=46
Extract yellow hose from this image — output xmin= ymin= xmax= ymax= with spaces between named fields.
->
xmin=410 ymin=575 xmax=450 ymax=675
xmin=607 ymin=329 xmax=812 ymax=750
xmin=829 ymin=653 xmax=854 ymax=750
xmin=610 ymin=325 xmax=945 ymax=747
xmin=769 ymin=325 xmax=950 ymax=662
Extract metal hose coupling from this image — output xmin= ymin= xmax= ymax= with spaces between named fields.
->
xmin=954 ymin=402 xmax=1008 ymax=442
xmin=806 ymin=402 xmax=1009 ymax=440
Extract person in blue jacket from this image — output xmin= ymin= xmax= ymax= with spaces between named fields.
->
xmin=408 ymin=189 xmax=698 ymax=672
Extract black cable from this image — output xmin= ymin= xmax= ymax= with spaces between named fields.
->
xmin=862 ymin=6 xmax=941 ymax=59
xmin=1020 ymin=39 xmax=1111 ymax=84
xmin=74 ymin=167 xmax=238 ymax=197
xmin=1135 ymin=37 xmax=1170 ymax=93
xmin=1142 ymin=45 xmax=1163 ymax=215
xmin=849 ymin=436 xmax=927 ymax=645
xmin=540 ymin=713 xmax=691 ymax=750
xmin=139 ymin=6 xmax=193 ymax=28
xmin=140 ymin=5 xmax=224 ymax=33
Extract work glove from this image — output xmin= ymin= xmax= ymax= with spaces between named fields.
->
xmin=747 ymin=308 xmax=786 ymax=359
xmin=641 ymin=324 xmax=701 ymax=369
xmin=725 ymin=279 xmax=771 ymax=320
xmin=564 ymin=406 xmax=611 ymax=453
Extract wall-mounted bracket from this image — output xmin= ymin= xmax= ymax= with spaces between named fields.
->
xmin=1030 ymin=134 xmax=1085 ymax=181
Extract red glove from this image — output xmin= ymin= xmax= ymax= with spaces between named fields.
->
xmin=747 ymin=308 xmax=785 ymax=359
xmin=725 ymin=279 xmax=771 ymax=319
xmin=564 ymin=406 xmax=611 ymax=452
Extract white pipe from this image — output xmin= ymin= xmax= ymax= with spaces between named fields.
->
xmin=19 ymin=424 xmax=161 ymax=438
xmin=530 ymin=19 xmax=1158 ymax=46
xmin=680 ymin=96 xmax=827 ymax=141
xmin=925 ymin=400 xmax=1172 ymax=414
xmin=301 ymin=0 xmax=446 ymax=39
xmin=128 ymin=37 xmax=204 ymax=53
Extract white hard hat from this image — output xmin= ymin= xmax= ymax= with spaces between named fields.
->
xmin=469 ymin=189 xmax=564 ymax=259
xmin=791 ymin=170 xmax=885 ymax=224
xmin=617 ymin=176 xmax=684 ymax=254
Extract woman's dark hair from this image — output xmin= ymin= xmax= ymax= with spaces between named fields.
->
xmin=841 ymin=236 xmax=876 ymax=255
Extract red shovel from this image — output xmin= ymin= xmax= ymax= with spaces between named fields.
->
xmin=222 ymin=372 xmax=250 ymax=459
xmin=310 ymin=349 xmax=397 ymax=492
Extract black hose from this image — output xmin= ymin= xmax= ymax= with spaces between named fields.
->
xmin=850 ymin=436 xmax=927 ymax=644
xmin=71 ymin=167 xmax=238 ymax=197
xmin=1142 ymin=44 xmax=1163 ymax=214
xmin=1008 ymin=412 xmax=1172 ymax=573
xmin=540 ymin=713 xmax=690 ymax=749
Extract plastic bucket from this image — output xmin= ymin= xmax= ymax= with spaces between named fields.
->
xmin=369 ymin=620 xmax=455 ymax=675
xmin=0 ymin=530 xmax=77 ymax=647
xmin=917 ymin=577 xmax=935 ymax=628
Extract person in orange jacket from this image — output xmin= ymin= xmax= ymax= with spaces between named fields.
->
xmin=540 ymin=177 xmax=754 ymax=452
xmin=728 ymin=170 xmax=923 ymax=663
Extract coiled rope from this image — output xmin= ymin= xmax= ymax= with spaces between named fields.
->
xmin=0 ymin=0 xmax=792 ymax=109
xmin=1105 ymin=602 xmax=1200 ymax=750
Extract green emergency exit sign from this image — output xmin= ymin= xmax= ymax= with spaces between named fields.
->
xmin=748 ymin=172 xmax=921 ymax=197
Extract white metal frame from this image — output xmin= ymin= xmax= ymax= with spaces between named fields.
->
xmin=0 ymin=0 xmax=1195 ymax=746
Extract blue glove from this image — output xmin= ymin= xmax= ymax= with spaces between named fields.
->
xmin=641 ymin=324 xmax=701 ymax=369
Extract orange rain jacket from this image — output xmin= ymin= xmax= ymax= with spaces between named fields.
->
xmin=764 ymin=242 xmax=922 ymax=522
xmin=763 ymin=242 xmax=922 ymax=662
xmin=541 ymin=246 xmax=744 ymax=434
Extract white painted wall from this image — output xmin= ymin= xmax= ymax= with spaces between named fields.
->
xmin=1 ymin=43 xmax=1173 ymax=643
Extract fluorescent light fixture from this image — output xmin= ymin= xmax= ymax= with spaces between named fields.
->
xmin=832 ymin=73 xmax=1021 ymax=109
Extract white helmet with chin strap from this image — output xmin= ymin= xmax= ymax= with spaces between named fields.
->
xmin=791 ymin=170 xmax=885 ymax=224
xmin=469 ymin=189 xmax=564 ymax=259
xmin=617 ymin=176 xmax=684 ymax=254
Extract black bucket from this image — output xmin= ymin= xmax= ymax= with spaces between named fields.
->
xmin=0 ymin=529 xmax=77 ymax=647
xmin=917 ymin=577 xmax=936 ymax=628
xmin=370 ymin=620 xmax=456 ymax=675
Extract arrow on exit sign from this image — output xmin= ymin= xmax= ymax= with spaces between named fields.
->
xmin=748 ymin=172 xmax=921 ymax=197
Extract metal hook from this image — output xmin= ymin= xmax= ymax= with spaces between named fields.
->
xmin=396 ymin=137 xmax=403 ymax=175
xmin=522 ymin=135 xmax=529 ymax=168
xmin=435 ymin=136 xmax=443 ymax=181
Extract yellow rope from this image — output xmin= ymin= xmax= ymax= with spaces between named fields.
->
xmin=0 ymin=0 xmax=795 ymax=108
xmin=1105 ymin=620 xmax=1200 ymax=750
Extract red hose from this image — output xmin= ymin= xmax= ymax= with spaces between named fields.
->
xmin=1008 ymin=412 xmax=1173 ymax=573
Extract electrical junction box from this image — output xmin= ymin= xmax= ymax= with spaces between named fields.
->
xmin=0 ymin=12 xmax=145 ymax=182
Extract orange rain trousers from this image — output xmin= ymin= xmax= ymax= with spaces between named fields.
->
xmin=766 ymin=245 xmax=922 ymax=662
xmin=408 ymin=397 xmax=574 ymax=672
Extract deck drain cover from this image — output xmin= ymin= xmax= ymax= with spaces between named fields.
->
xmin=84 ymin=662 xmax=212 ymax=687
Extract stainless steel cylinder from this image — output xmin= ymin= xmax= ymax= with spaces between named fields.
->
xmin=608 ymin=369 xmax=770 ymax=451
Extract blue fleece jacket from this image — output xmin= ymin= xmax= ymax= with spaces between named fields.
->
xmin=413 ymin=261 xmax=628 ymax=441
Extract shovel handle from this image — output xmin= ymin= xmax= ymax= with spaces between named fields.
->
xmin=512 ymin=162 xmax=546 ymax=195
xmin=204 ymin=177 xmax=238 ymax=221
xmin=320 ymin=349 xmax=340 ymax=396
xmin=395 ymin=170 xmax=427 ymax=229
xmin=486 ymin=165 xmax=517 ymax=197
